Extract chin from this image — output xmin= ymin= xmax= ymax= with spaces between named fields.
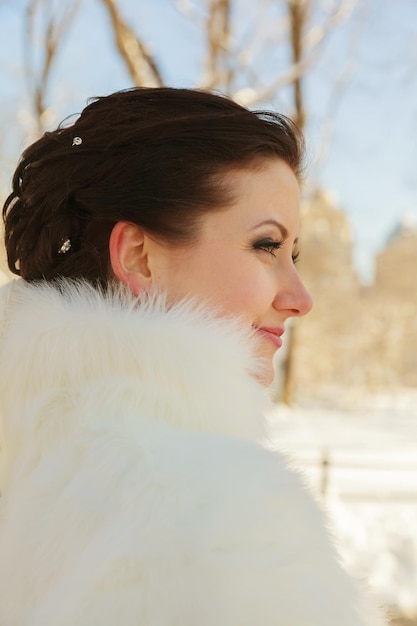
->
xmin=253 ymin=334 xmax=280 ymax=386
xmin=260 ymin=343 xmax=280 ymax=363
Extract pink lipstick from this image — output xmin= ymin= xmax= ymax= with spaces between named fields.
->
xmin=256 ymin=327 xmax=284 ymax=349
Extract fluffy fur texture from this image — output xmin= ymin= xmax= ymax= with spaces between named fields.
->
xmin=0 ymin=279 xmax=385 ymax=626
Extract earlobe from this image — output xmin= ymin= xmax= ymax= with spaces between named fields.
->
xmin=109 ymin=222 xmax=151 ymax=295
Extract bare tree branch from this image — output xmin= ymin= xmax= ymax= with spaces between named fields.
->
xmin=24 ymin=0 xmax=81 ymax=133
xmin=313 ymin=0 xmax=369 ymax=175
xmin=287 ymin=0 xmax=310 ymax=129
xmin=233 ymin=0 xmax=357 ymax=108
xmin=99 ymin=0 xmax=164 ymax=87
xmin=174 ymin=0 xmax=204 ymax=21
xmin=202 ymin=0 xmax=233 ymax=91
xmin=305 ymin=0 xmax=356 ymax=49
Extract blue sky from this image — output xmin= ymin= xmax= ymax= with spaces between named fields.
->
xmin=1 ymin=0 xmax=416 ymax=282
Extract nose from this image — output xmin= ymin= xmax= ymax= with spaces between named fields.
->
xmin=273 ymin=268 xmax=313 ymax=317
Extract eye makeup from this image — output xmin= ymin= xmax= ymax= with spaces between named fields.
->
xmin=252 ymin=237 xmax=285 ymax=257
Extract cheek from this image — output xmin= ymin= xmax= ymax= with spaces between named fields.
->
xmin=219 ymin=282 xmax=262 ymax=315
xmin=162 ymin=245 xmax=271 ymax=321
xmin=202 ymin=263 xmax=271 ymax=320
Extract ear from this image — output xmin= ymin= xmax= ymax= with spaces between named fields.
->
xmin=109 ymin=221 xmax=152 ymax=295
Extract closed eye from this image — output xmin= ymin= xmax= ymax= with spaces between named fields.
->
xmin=253 ymin=237 xmax=284 ymax=258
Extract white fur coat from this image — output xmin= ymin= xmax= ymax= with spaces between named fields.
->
xmin=0 ymin=279 xmax=384 ymax=626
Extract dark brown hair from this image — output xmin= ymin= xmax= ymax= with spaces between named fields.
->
xmin=3 ymin=87 xmax=304 ymax=285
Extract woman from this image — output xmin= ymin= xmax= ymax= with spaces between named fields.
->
xmin=0 ymin=87 xmax=384 ymax=625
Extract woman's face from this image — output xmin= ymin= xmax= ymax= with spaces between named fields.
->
xmin=111 ymin=158 xmax=312 ymax=384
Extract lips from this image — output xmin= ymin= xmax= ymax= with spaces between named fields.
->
xmin=256 ymin=326 xmax=285 ymax=349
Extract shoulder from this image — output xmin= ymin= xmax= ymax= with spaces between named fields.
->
xmin=99 ymin=423 xmax=384 ymax=626
xmin=0 ymin=416 xmax=384 ymax=626
xmin=152 ymin=428 xmax=385 ymax=626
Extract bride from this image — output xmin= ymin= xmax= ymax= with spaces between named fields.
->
xmin=0 ymin=86 xmax=384 ymax=625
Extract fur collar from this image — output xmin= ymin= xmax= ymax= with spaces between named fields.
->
xmin=0 ymin=280 xmax=386 ymax=626
xmin=0 ymin=279 xmax=270 ymax=453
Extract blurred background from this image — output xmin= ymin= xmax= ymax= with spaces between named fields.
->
xmin=0 ymin=0 xmax=417 ymax=623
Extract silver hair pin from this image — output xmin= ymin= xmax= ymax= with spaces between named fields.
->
xmin=72 ymin=136 xmax=82 ymax=146
xmin=58 ymin=239 xmax=72 ymax=254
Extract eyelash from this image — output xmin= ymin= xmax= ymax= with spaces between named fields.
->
xmin=253 ymin=238 xmax=284 ymax=257
xmin=253 ymin=238 xmax=300 ymax=264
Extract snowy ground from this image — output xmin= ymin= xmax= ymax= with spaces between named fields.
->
xmin=268 ymin=393 xmax=417 ymax=621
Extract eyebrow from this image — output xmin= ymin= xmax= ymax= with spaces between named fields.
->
xmin=252 ymin=219 xmax=289 ymax=239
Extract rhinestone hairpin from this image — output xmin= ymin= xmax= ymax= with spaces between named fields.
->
xmin=58 ymin=238 xmax=72 ymax=254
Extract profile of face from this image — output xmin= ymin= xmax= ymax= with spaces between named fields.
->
xmin=110 ymin=158 xmax=312 ymax=384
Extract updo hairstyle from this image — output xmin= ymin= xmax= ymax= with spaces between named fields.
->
xmin=3 ymin=87 xmax=304 ymax=285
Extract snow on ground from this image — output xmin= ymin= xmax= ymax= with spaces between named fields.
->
xmin=267 ymin=393 xmax=417 ymax=620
